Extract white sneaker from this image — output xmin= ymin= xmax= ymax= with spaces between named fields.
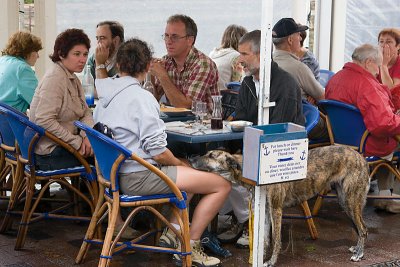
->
xmin=174 ymin=240 xmax=221 ymax=267
xmin=235 ymin=228 xmax=249 ymax=248
xmin=373 ymin=190 xmax=400 ymax=213
xmin=159 ymin=227 xmax=179 ymax=248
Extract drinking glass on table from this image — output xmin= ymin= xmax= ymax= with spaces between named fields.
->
xmin=191 ymin=101 xmax=201 ymax=129
xmin=191 ymin=101 xmax=207 ymax=130
xmin=196 ymin=102 xmax=207 ymax=125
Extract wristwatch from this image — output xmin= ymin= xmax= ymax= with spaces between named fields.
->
xmin=96 ymin=64 xmax=106 ymax=70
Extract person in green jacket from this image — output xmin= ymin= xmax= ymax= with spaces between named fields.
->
xmin=0 ymin=31 xmax=42 ymax=113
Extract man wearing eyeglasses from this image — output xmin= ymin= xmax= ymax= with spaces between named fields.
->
xmin=150 ymin=14 xmax=219 ymax=109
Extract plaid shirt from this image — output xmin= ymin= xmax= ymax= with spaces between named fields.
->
xmin=155 ymin=47 xmax=220 ymax=107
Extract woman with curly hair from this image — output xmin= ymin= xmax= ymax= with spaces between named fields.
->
xmin=0 ymin=31 xmax=42 ymax=112
xmin=94 ymin=38 xmax=230 ymax=266
xmin=29 ymin=28 xmax=94 ymax=170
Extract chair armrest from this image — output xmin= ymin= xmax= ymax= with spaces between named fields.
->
xmin=130 ymin=153 xmax=186 ymax=203
xmin=44 ymin=131 xmax=92 ymax=172
xmin=359 ymin=130 xmax=370 ymax=154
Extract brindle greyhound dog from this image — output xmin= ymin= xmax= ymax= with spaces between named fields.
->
xmin=190 ymin=145 xmax=370 ymax=266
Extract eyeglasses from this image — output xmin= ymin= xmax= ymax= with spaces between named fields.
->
xmin=161 ymin=34 xmax=189 ymax=42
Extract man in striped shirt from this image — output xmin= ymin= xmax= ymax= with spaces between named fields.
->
xmin=151 ymin=14 xmax=220 ymax=109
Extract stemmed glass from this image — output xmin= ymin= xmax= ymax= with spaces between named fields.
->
xmin=196 ymin=102 xmax=207 ymax=126
xmin=191 ymin=101 xmax=207 ymax=130
xmin=191 ymin=101 xmax=200 ymax=129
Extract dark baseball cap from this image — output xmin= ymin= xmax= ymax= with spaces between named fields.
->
xmin=272 ymin=18 xmax=308 ymax=38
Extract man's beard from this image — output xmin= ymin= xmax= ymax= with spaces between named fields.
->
xmin=244 ymin=67 xmax=259 ymax=77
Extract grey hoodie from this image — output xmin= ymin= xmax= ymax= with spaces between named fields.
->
xmin=93 ymin=76 xmax=167 ymax=173
xmin=209 ymin=47 xmax=240 ymax=90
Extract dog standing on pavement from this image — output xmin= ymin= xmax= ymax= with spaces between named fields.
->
xmin=190 ymin=145 xmax=370 ymax=266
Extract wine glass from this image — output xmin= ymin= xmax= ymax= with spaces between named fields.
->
xmin=196 ymin=102 xmax=207 ymax=128
xmin=191 ymin=101 xmax=201 ymax=129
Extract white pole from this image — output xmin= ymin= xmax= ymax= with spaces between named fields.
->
xmin=0 ymin=0 xmax=19 ymax=49
xmin=314 ymin=0 xmax=333 ymax=70
xmin=252 ymin=0 xmax=274 ymax=266
xmin=18 ymin=0 xmax=25 ymax=31
xmin=34 ymin=0 xmax=57 ymax=80
xmin=330 ymin=0 xmax=347 ymax=72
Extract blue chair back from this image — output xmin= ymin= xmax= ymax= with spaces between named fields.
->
xmin=319 ymin=69 xmax=335 ymax=88
xmin=302 ymin=100 xmax=320 ymax=134
xmin=0 ymin=110 xmax=16 ymax=149
xmin=318 ymin=100 xmax=367 ymax=151
xmin=0 ymin=103 xmax=27 ymax=148
xmin=0 ymin=102 xmax=28 ymax=117
xmin=221 ymin=86 xmax=239 ymax=120
xmin=0 ymin=106 xmax=45 ymax=164
xmin=226 ymin=81 xmax=241 ymax=92
xmin=74 ymin=121 xmax=131 ymax=187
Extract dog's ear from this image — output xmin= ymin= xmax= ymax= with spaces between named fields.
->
xmin=226 ymin=155 xmax=243 ymax=182
xmin=226 ymin=155 xmax=240 ymax=171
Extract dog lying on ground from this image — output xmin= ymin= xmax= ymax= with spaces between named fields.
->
xmin=190 ymin=145 xmax=370 ymax=266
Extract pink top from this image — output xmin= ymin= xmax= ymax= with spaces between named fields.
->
xmin=378 ymin=55 xmax=400 ymax=82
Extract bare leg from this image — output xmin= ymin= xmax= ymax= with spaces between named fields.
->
xmin=175 ymin=166 xmax=231 ymax=240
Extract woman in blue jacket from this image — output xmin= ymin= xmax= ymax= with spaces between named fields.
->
xmin=0 ymin=31 xmax=42 ymax=113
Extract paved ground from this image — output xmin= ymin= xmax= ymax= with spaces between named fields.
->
xmin=0 ymin=197 xmax=400 ymax=267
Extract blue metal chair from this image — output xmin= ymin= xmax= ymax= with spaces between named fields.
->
xmin=0 ymin=103 xmax=25 ymax=233
xmin=225 ymin=81 xmax=241 ymax=92
xmin=312 ymin=99 xmax=400 ymax=215
xmin=221 ymin=81 xmax=241 ymax=120
xmin=319 ymin=69 xmax=335 ymax=88
xmin=0 ymin=102 xmax=25 ymax=189
xmin=303 ymin=100 xmax=319 ymax=133
xmin=0 ymin=106 xmax=97 ymax=250
xmin=74 ymin=121 xmax=191 ymax=267
xmin=221 ymin=89 xmax=239 ymax=120
xmin=303 ymin=100 xmax=331 ymax=148
xmin=0 ymin=104 xmax=18 ymax=192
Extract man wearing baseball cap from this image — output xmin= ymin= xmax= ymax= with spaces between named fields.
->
xmin=272 ymin=18 xmax=328 ymax=140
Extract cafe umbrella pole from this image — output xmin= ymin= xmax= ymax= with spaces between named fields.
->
xmin=250 ymin=0 xmax=274 ymax=266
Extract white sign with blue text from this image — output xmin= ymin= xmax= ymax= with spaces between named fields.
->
xmin=258 ymin=138 xmax=308 ymax=184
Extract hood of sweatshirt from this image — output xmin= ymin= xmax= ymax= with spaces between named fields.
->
xmin=95 ymin=76 xmax=140 ymax=108
xmin=209 ymin=47 xmax=238 ymax=59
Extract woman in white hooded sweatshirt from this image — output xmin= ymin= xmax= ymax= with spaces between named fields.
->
xmin=94 ymin=38 xmax=230 ymax=267
xmin=209 ymin=24 xmax=247 ymax=90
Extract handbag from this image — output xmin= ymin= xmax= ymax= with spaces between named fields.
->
xmin=93 ymin=121 xmax=114 ymax=139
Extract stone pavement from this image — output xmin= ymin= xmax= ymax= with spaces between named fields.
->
xmin=0 ymin=198 xmax=399 ymax=267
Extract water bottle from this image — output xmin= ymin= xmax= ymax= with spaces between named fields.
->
xmin=82 ymin=65 xmax=95 ymax=107
xmin=143 ymin=72 xmax=155 ymax=94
